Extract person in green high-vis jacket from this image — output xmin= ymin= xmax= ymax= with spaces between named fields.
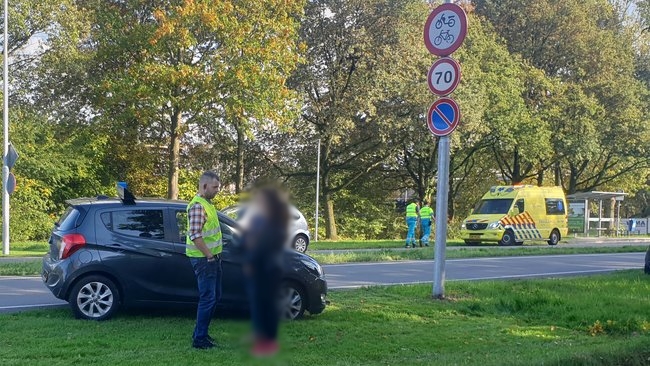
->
xmin=186 ymin=171 xmax=223 ymax=349
xmin=405 ymin=200 xmax=419 ymax=248
xmin=419 ymin=200 xmax=434 ymax=247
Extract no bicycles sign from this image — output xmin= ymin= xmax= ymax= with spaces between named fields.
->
xmin=423 ymin=3 xmax=468 ymax=57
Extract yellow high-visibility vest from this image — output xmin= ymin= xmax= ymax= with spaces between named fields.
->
xmin=186 ymin=195 xmax=223 ymax=257
xmin=406 ymin=203 xmax=418 ymax=218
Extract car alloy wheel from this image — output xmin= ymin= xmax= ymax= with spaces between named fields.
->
xmin=69 ymin=275 xmax=120 ymax=321
xmin=280 ymin=283 xmax=305 ymax=320
xmin=293 ymin=235 xmax=308 ymax=253
xmin=77 ymin=281 xmax=114 ymax=318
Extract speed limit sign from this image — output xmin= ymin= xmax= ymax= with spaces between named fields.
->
xmin=427 ymin=57 xmax=460 ymax=96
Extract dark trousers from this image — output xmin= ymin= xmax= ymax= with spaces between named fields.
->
xmin=248 ymin=258 xmax=282 ymax=340
xmin=190 ymin=257 xmax=222 ymax=342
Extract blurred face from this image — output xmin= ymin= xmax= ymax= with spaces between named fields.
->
xmin=202 ymin=178 xmax=221 ymax=200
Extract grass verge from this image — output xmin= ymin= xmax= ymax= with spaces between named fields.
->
xmin=1 ymin=271 xmax=650 ymax=365
xmin=310 ymin=245 xmax=648 ymax=264
xmin=1 ymin=241 xmax=49 ymax=257
xmin=310 ymin=239 xmax=465 ymax=250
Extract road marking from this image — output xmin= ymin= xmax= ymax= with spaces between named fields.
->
xmin=0 ymin=303 xmax=65 ymax=310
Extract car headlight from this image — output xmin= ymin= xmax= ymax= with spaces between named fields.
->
xmin=488 ymin=222 xmax=500 ymax=229
xmin=461 ymin=222 xmax=466 ymax=229
xmin=301 ymin=258 xmax=323 ymax=277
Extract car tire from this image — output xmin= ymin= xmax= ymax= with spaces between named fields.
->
xmin=464 ymin=240 xmax=481 ymax=246
xmin=292 ymin=234 xmax=309 ymax=253
xmin=280 ymin=281 xmax=307 ymax=320
xmin=644 ymin=249 xmax=650 ymax=274
xmin=68 ymin=275 xmax=120 ymax=321
xmin=499 ymin=230 xmax=516 ymax=246
xmin=547 ymin=229 xmax=560 ymax=246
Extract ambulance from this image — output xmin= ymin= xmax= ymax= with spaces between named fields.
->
xmin=460 ymin=185 xmax=568 ymax=246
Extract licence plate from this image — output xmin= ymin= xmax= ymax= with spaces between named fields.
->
xmin=469 ymin=234 xmax=481 ymax=239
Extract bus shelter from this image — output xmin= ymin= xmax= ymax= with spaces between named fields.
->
xmin=566 ymin=191 xmax=627 ymax=237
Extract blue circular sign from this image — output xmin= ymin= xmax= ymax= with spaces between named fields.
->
xmin=427 ymin=98 xmax=461 ymax=136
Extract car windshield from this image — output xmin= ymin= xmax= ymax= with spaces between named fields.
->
xmin=474 ymin=199 xmax=513 ymax=215
xmin=221 ymin=206 xmax=242 ymax=220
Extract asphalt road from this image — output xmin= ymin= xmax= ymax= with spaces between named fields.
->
xmin=0 ymin=252 xmax=645 ymax=314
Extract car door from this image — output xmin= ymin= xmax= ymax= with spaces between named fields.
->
xmin=218 ymin=217 xmax=248 ymax=306
xmin=96 ymin=208 xmax=186 ymax=303
xmin=171 ymin=209 xmax=248 ymax=307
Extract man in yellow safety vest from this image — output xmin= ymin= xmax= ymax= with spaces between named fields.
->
xmin=186 ymin=171 xmax=223 ymax=349
xmin=405 ymin=200 xmax=419 ymax=248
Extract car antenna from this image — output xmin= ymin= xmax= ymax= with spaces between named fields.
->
xmin=117 ymin=182 xmax=136 ymax=205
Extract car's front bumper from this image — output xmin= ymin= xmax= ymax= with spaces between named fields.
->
xmin=460 ymin=229 xmax=504 ymax=242
xmin=307 ymin=276 xmax=327 ymax=315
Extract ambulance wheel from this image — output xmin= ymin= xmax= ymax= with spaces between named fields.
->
xmin=499 ymin=230 xmax=515 ymax=246
xmin=547 ymin=229 xmax=560 ymax=246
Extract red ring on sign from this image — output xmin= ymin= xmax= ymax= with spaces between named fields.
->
xmin=427 ymin=98 xmax=461 ymax=137
xmin=427 ymin=57 xmax=461 ymax=96
xmin=423 ymin=3 xmax=468 ymax=57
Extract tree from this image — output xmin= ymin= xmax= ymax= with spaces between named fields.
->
xmin=289 ymin=0 xmax=429 ymax=239
xmin=38 ymin=0 xmax=303 ymax=198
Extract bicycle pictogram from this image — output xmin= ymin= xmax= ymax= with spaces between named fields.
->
xmin=435 ymin=14 xmax=456 ymax=29
xmin=434 ymin=30 xmax=455 ymax=46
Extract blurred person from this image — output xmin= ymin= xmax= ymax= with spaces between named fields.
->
xmin=242 ymin=186 xmax=290 ymax=357
xmin=419 ymin=200 xmax=434 ymax=247
xmin=405 ymin=200 xmax=419 ymax=248
xmin=186 ymin=171 xmax=223 ymax=349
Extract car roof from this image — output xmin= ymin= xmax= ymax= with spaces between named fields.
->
xmin=65 ymin=196 xmax=240 ymax=228
xmin=66 ymin=197 xmax=189 ymax=208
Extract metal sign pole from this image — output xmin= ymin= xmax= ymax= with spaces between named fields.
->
xmin=432 ymin=135 xmax=449 ymax=298
xmin=2 ymin=0 xmax=9 ymax=256
xmin=314 ymin=139 xmax=321 ymax=242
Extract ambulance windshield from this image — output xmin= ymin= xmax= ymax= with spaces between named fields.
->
xmin=475 ymin=199 xmax=513 ymax=215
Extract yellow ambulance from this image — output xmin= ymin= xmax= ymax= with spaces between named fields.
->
xmin=460 ymin=185 xmax=568 ymax=246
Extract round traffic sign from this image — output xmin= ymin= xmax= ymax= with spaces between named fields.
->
xmin=427 ymin=98 xmax=461 ymax=136
xmin=427 ymin=57 xmax=461 ymax=96
xmin=423 ymin=3 xmax=468 ymax=57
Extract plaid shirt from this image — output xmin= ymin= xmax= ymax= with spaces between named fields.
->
xmin=188 ymin=201 xmax=207 ymax=241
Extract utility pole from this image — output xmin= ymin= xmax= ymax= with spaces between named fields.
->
xmin=314 ymin=139 xmax=321 ymax=242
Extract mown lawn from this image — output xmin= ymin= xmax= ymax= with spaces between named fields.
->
xmin=310 ymin=239 xmax=466 ymax=250
xmin=309 ymin=245 xmax=648 ymax=264
xmin=1 ymin=271 xmax=650 ymax=365
xmin=2 ymin=241 xmax=49 ymax=257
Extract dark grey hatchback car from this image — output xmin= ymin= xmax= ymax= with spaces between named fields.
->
xmin=42 ymin=196 xmax=327 ymax=321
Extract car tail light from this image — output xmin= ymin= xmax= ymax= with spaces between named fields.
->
xmin=60 ymin=234 xmax=86 ymax=259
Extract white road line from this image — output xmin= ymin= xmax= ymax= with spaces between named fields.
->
xmin=0 ymin=303 xmax=65 ymax=310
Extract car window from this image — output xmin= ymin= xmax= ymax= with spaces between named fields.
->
xmin=475 ymin=199 xmax=513 ymax=214
xmin=515 ymin=199 xmax=525 ymax=213
xmin=101 ymin=210 xmax=165 ymax=239
xmin=545 ymin=199 xmax=565 ymax=215
xmin=176 ymin=211 xmax=188 ymax=242
xmin=176 ymin=209 xmax=238 ymax=246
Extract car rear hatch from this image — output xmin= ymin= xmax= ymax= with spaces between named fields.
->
xmin=49 ymin=204 xmax=89 ymax=258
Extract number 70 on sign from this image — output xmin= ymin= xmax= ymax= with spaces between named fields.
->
xmin=427 ymin=57 xmax=461 ymax=96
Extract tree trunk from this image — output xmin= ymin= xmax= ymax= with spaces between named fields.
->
xmin=554 ymin=162 xmax=562 ymax=187
xmin=167 ymin=108 xmax=181 ymax=199
xmin=537 ymin=169 xmax=544 ymax=186
xmin=235 ymin=124 xmax=245 ymax=194
xmin=512 ymin=147 xmax=521 ymax=184
xmin=324 ymin=191 xmax=338 ymax=240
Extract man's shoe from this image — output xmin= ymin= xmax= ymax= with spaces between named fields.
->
xmin=206 ymin=335 xmax=216 ymax=345
xmin=192 ymin=338 xmax=215 ymax=350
